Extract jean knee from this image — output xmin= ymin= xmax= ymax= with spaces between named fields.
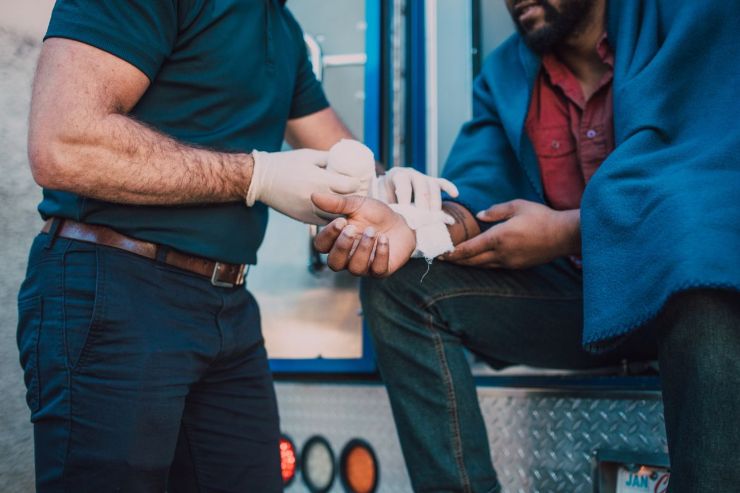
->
xmin=360 ymin=278 xmax=402 ymax=342
xmin=360 ymin=261 xmax=431 ymax=338
xmin=360 ymin=262 xmax=411 ymax=306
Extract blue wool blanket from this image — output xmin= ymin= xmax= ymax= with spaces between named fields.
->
xmin=442 ymin=0 xmax=740 ymax=346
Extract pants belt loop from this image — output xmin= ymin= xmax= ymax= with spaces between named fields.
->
xmin=155 ymin=244 xmax=169 ymax=263
xmin=44 ymin=218 xmax=64 ymax=250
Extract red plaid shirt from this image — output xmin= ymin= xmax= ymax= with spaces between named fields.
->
xmin=525 ymin=35 xmax=615 ymax=211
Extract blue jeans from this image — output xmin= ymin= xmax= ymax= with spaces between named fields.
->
xmin=16 ymin=234 xmax=282 ymax=492
xmin=361 ymin=259 xmax=740 ymax=493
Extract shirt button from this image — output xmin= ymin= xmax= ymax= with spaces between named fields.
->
xmin=586 ymin=129 xmax=597 ymax=139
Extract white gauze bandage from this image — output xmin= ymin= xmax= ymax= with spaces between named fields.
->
xmin=389 ymin=204 xmax=455 ymax=261
xmin=327 ymin=139 xmax=376 ymax=196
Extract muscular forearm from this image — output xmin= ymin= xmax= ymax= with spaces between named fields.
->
xmin=28 ymin=38 xmax=254 ymax=206
xmin=30 ymin=114 xmax=253 ymax=206
xmin=284 ymin=107 xmax=353 ymax=150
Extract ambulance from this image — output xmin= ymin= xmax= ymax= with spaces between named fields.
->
xmin=257 ymin=1 xmax=670 ymax=492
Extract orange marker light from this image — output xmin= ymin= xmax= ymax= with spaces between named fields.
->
xmin=340 ymin=439 xmax=379 ymax=493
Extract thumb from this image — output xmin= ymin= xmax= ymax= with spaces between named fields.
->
xmin=311 ymin=192 xmax=366 ymax=216
xmin=476 ymin=201 xmax=516 ymax=222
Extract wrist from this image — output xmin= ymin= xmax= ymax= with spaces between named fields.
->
xmin=244 ymin=151 xmax=262 ymax=206
xmin=442 ymin=201 xmax=481 ymax=245
xmin=555 ymin=209 xmax=581 ymax=256
xmin=243 ymin=152 xmax=255 ymax=198
xmin=391 ymin=212 xmax=416 ymax=243
xmin=403 ymin=221 xmax=418 ymax=257
xmin=389 ymin=205 xmax=453 ymax=260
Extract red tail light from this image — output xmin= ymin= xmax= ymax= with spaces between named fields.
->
xmin=279 ymin=435 xmax=298 ymax=486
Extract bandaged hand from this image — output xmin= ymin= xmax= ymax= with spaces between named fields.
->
xmin=371 ymin=167 xmax=459 ymax=211
xmin=388 ymin=204 xmax=454 ymax=261
xmin=246 ymin=149 xmax=361 ymax=225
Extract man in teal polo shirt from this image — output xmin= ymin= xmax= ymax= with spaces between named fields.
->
xmin=16 ymin=1 xmax=444 ymax=491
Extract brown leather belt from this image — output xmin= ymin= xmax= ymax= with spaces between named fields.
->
xmin=42 ymin=218 xmax=247 ymax=287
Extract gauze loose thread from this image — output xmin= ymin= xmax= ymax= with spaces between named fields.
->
xmin=419 ymin=257 xmax=433 ymax=283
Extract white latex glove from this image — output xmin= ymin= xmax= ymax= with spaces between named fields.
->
xmin=371 ymin=167 xmax=459 ymax=211
xmin=246 ymin=149 xmax=361 ymax=225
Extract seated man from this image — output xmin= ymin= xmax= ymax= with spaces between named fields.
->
xmin=311 ymin=0 xmax=740 ymax=491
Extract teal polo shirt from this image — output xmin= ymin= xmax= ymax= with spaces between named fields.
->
xmin=40 ymin=0 xmax=329 ymax=264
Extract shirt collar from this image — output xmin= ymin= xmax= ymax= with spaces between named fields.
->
xmin=540 ymin=32 xmax=614 ymax=108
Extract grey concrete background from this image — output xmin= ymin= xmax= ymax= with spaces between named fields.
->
xmin=0 ymin=26 xmax=43 ymax=493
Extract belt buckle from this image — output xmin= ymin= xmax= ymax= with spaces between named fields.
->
xmin=211 ymin=262 xmax=246 ymax=288
xmin=235 ymin=264 xmax=247 ymax=286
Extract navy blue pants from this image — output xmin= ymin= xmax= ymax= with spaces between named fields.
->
xmin=17 ymin=233 xmax=282 ymax=492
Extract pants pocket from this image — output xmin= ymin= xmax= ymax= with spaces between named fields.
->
xmin=17 ymin=296 xmax=42 ymax=413
xmin=63 ymin=246 xmax=104 ymax=371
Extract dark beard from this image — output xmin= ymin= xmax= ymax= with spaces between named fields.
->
xmin=512 ymin=0 xmax=596 ymax=54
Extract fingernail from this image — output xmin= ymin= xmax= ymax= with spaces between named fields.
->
xmin=364 ymin=227 xmax=376 ymax=238
xmin=334 ymin=218 xmax=347 ymax=230
xmin=476 ymin=211 xmax=486 ymax=219
xmin=379 ymin=234 xmax=388 ymax=245
xmin=343 ymin=225 xmax=357 ymax=237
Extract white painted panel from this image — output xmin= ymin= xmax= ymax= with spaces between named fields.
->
xmin=425 ymin=0 xmax=473 ymax=176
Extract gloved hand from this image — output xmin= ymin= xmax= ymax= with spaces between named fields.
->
xmin=371 ymin=167 xmax=459 ymax=211
xmin=246 ymin=149 xmax=361 ymax=225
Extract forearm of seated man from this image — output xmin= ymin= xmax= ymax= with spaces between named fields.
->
xmin=441 ymin=201 xmax=482 ymax=245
